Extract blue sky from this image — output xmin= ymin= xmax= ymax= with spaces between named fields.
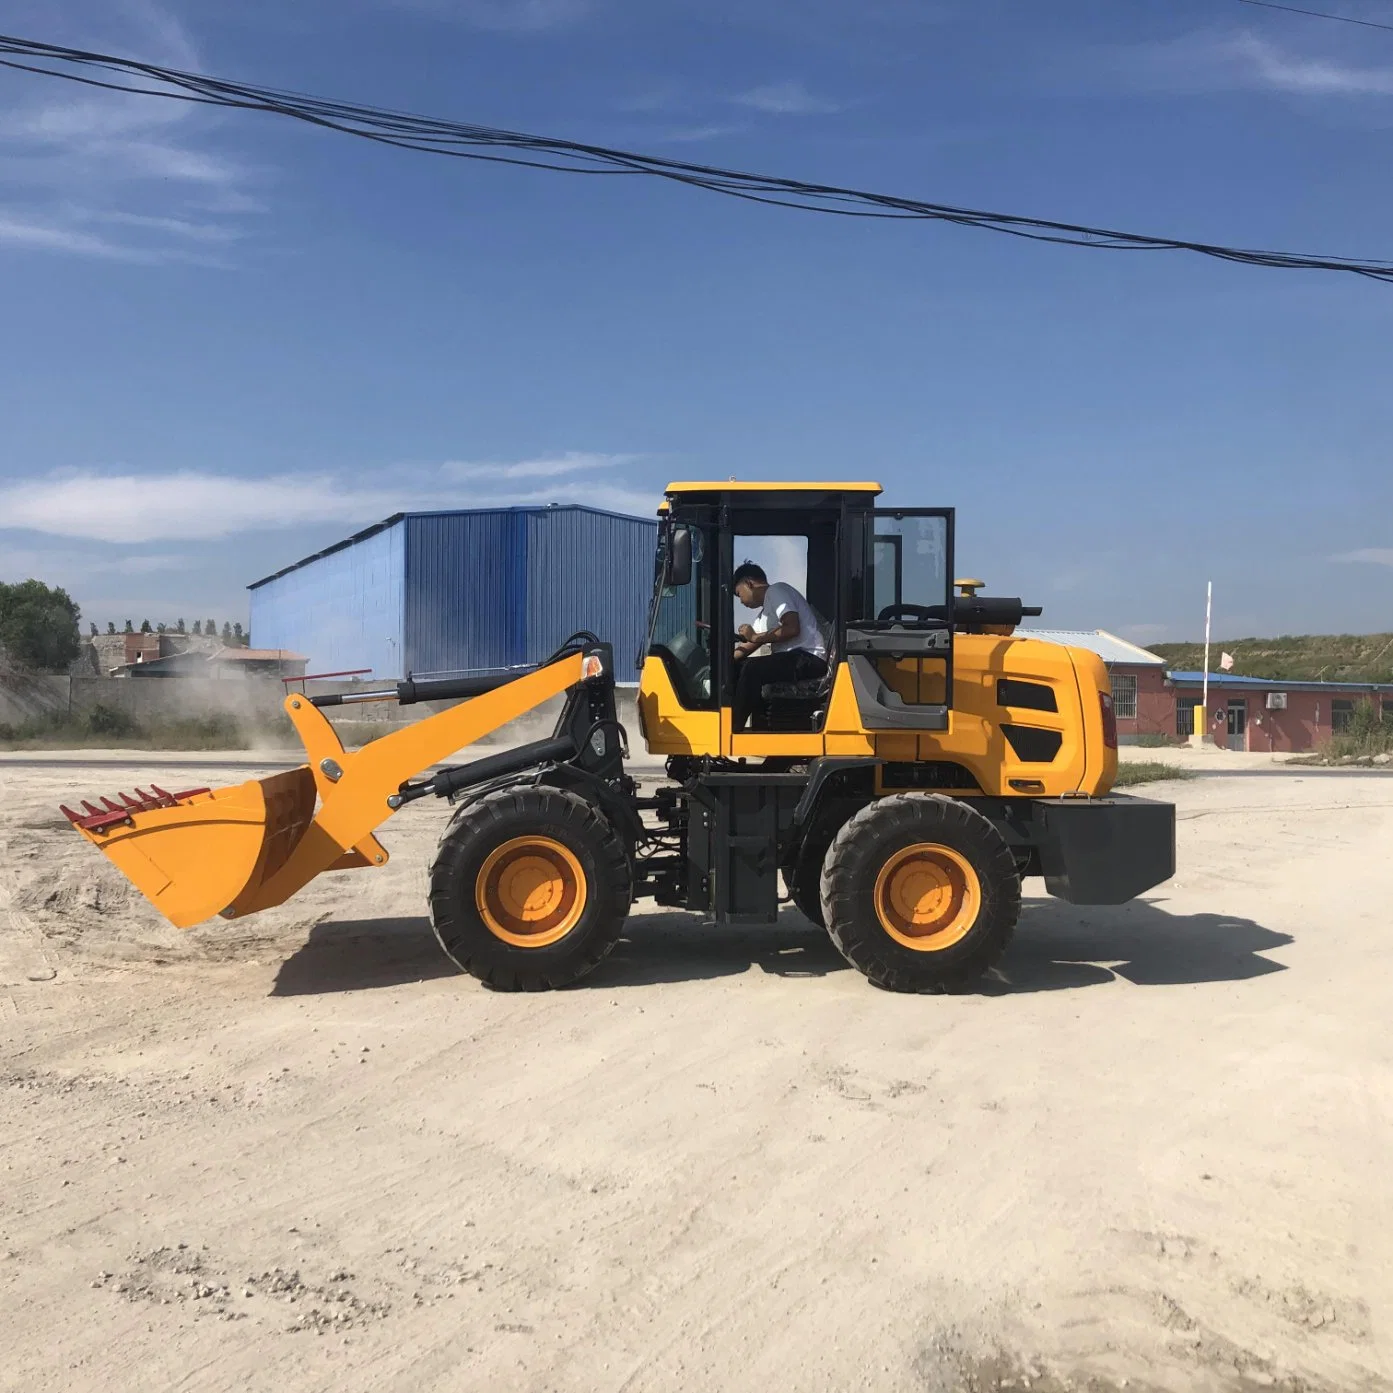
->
xmin=1 ymin=0 xmax=1392 ymax=644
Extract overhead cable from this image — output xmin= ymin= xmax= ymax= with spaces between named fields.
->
xmin=1237 ymin=0 xmax=1393 ymax=34
xmin=1 ymin=31 xmax=1391 ymax=283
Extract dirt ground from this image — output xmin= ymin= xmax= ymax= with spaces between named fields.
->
xmin=2 ymin=750 xmax=1391 ymax=1393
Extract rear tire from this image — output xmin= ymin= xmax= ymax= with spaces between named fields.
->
xmin=430 ymin=786 xmax=631 ymax=991
xmin=820 ymin=794 xmax=1019 ymax=993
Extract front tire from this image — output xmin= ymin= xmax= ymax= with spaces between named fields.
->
xmin=430 ymin=786 xmax=631 ymax=991
xmin=820 ymin=794 xmax=1019 ymax=993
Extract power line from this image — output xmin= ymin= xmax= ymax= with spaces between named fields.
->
xmin=1237 ymin=0 xmax=1393 ymax=33
xmin=1 ymin=31 xmax=1392 ymax=283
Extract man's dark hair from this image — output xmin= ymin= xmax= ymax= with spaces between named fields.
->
xmin=731 ymin=562 xmax=767 ymax=588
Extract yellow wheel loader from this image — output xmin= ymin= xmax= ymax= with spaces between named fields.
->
xmin=62 ymin=482 xmax=1175 ymax=993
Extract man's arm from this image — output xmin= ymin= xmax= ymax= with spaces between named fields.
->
xmin=735 ymin=606 xmax=800 ymax=658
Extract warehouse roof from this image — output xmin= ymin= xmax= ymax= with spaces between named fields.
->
xmin=1166 ymin=670 xmax=1393 ymax=693
xmin=247 ymin=503 xmax=655 ymax=590
xmin=1018 ymin=628 xmax=1165 ymax=666
xmin=664 ymin=480 xmax=882 ymax=493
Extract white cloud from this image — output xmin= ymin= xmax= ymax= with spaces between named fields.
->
xmin=0 ymin=5 xmax=259 ymax=263
xmin=0 ymin=458 xmax=659 ymax=542
xmin=652 ymin=124 xmax=745 ymax=144
xmin=1118 ymin=28 xmax=1393 ymax=98
xmin=376 ymin=0 xmax=590 ymax=31
xmin=439 ymin=451 xmax=636 ymax=481
xmin=1332 ymin=548 xmax=1393 ymax=567
xmin=731 ymin=81 xmax=842 ymax=115
xmin=1226 ymin=32 xmax=1393 ymax=96
xmin=0 ymin=214 xmax=152 ymax=261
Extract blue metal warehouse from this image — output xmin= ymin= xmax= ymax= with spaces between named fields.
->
xmin=248 ymin=505 xmax=656 ymax=681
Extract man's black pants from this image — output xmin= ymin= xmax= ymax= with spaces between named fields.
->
xmin=732 ymin=649 xmax=828 ymax=731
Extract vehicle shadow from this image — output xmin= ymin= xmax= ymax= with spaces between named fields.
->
xmin=984 ymin=896 xmax=1292 ymax=994
xmin=271 ymin=908 xmax=846 ymax=995
xmin=586 ymin=910 xmax=848 ymax=987
xmin=272 ymin=917 xmax=457 ymax=996
xmin=270 ymin=899 xmax=1291 ymax=996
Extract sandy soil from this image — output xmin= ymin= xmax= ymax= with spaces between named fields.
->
xmin=2 ymin=753 xmax=1392 ymax=1393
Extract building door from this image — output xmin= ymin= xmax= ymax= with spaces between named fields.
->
xmin=1175 ymin=698 xmax=1196 ymax=738
xmin=1226 ymin=699 xmax=1247 ymax=751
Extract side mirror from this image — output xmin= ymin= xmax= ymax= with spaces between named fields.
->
xmin=667 ymin=526 xmax=693 ymax=587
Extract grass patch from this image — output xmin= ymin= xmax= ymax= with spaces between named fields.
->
xmin=1149 ymin=632 xmax=1393 ymax=684
xmin=0 ymin=706 xmax=414 ymax=752
xmin=1113 ymin=760 xmax=1197 ymax=787
xmin=0 ymin=704 xmax=253 ymax=750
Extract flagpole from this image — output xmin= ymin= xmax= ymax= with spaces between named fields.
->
xmin=1201 ymin=580 xmax=1212 ymax=741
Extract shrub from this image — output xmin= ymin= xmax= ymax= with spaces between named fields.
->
xmin=1323 ymin=700 xmax=1393 ymax=761
xmin=86 ymin=704 xmax=141 ymax=738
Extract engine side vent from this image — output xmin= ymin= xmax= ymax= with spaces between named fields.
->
xmin=880 ymin=762 xmax=981 ymax=792
xmin=1001 ymin=724 xmax=1063 ymax=763
xmin=997 ymin=678 xmax=1058 ymax=713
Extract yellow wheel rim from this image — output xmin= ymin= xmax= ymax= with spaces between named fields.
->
xmin=475 ymin=836 xmax=587 ymax=948
xmin=873 ymin=842 xmax=981 ymax=952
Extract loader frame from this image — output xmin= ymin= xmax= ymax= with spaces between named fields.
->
xmin=63 ymin=479 xmax=1177 ymax=993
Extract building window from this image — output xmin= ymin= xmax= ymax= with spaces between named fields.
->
xmin=1176 ymin=698 xmax=1199 ymax=737
xmin=1332 ymin=699 xmax=1355 ymax=733
xmin=1111 ymin=673 xmax=1138 ymax=720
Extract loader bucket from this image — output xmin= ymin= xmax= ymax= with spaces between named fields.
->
xmin=60 ymin=768 xmax=317 ymax=930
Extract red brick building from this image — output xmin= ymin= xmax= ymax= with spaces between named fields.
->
xmin=1160 ymin=672 xmax=1391 ymax=752
xmin=1021 ymin=629 xmax=1391 ymax=752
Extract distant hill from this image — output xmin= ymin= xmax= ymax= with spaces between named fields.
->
xmin=1148 ymin=634 xmax=1393 ymax=685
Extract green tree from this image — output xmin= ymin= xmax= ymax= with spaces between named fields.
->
xmin=107 ymin=622 xmax=116 ymax=636
xmin=221 ymin=621 xmax=232 ymax=643
xmin=123 ymin=620 xmax=134 ymax=634
xmin=89 ymin=622 xmax=98 ymax=636
xmin=176 ymin=617 xmax=186 ymax=634
xmin=140 ymin=619 xmax=152 ymax=634
xmin=205 ymin=619 xmax=216 ymax=638
xmin=0 ymin=579 xmax=82 ymax=672
xmin=191 ymin=619 xmax=202 ymax=636
xmin=156 ymin=622 xmax=167 ymax=635
xmin=232 ymin=622 xmax=245 ymax=644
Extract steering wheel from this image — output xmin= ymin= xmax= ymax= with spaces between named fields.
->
xmin=876 ymin=603 xmax=941 ymax=622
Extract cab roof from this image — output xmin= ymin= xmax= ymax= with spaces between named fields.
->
xmin=663 ymin=480 xmax=882 ymax=495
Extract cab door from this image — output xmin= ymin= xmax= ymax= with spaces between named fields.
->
xmin=844 ymin=508 xmax=956 ymax=730
xmin=639 ymin=520 xmax=722 ymax=756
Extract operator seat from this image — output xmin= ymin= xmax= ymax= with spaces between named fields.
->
xmin=758 ymin=616 xmax=836 ymax=731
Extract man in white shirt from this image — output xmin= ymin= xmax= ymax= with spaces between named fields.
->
xmin=730 ymin=562 xmax=829 ymax=731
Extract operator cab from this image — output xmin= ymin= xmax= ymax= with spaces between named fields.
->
xmin=645 ymin=482 xmax=957 ymax=734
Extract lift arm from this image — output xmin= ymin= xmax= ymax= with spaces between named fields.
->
xmin=62 ymin=652 xmax=588 ymax=929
